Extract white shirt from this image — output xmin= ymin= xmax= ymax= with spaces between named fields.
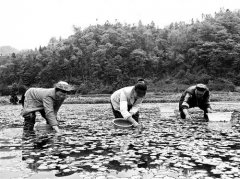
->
xmin=110 ymin=86 xmax=144 ymax=119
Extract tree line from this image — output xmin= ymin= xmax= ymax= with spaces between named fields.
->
xmin=1 ymin=9 xmax=240 ymax=95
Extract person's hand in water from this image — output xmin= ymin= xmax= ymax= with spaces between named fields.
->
xmin=134 ymin=123 xmax=144 ymax=134
xmin=207 ymin=108 xmax=213 ymax=113
xmin=185 ymin=114 xmax=192 ymax=120
xmin=127 ymin=116 xmax=139 ymax=127
xmin=52 ymin=126 xmax=63 ymax=136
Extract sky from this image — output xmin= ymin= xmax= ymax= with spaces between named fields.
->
xmin=0 ymin=0 xmax=240 ymax=50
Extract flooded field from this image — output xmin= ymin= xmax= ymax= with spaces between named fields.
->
xmin=0 ymin=102 xmax=240 ymax=179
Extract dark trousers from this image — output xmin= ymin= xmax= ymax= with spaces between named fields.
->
xmin=23 ymin=112 xmax=36 ymax=131
xmin=23 ymin=109 xmax=47 ymax=131
xmin=111 ymin=103 xmax=139 ymax=122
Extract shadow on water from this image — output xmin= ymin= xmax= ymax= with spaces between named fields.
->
xmin=1 ymin=106 xmax=240 ymax=178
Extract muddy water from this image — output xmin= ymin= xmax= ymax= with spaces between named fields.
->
xmin=0 ymin=102 xmax=240 ymax=179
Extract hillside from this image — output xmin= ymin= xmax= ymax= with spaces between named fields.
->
xmin=0 ymin=9 xmax=240 ymax=93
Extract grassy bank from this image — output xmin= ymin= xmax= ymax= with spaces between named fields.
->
xmin=1 ymin=91 xmax=240 ymax=105
xmin=60 ymin=91 xmax=240 ymax=104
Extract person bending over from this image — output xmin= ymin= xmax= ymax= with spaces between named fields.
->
xmin=179 ymin=84 xmax=212 ymax=121
xmin=110 ymin=79 xmax=147 ymax=128
xmin=21 ymin=81 xmax=73 ymax=133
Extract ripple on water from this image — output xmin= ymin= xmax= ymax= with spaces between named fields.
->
xmin=1 ymin=104 xmax=240 ymax=178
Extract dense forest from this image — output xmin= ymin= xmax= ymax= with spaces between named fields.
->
xmin=1 ymin=9 xmax=240 ymax=94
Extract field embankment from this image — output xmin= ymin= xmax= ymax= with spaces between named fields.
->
xmin=1 ymin=91 xmax=239 ymax=105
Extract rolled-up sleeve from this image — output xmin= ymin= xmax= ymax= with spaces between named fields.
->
xmin=181 ymin=93 xmax=191 ymax=109
xmin=119 ymin=91 xmax=132 ymax=119
xmin=43 ymin=96 xmax=58 ymax=126
xmin=129 ymin=98 xmax=143 ymax=115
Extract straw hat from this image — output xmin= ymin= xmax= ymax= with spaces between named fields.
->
xmin=55 ymin=81 xmax=73 ymax=92
xmin=196 ymin=84 xmax=207 ymax=91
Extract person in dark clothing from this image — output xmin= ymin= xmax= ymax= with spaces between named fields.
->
xmin=179 ymin=84 xmax=212 ymax=121
xmin=10 ymin=83 xmax=19 ymax=105
xmin=10 ymin=93 xmax=19 ymax=104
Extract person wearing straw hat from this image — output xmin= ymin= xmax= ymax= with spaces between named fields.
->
xmin=110 ymin=79 xmax=147 ymax=128
xmin=21 ymin=81 xmax=73 ymax=133
xmin=179 ymin=84 xmax=213 ymax=121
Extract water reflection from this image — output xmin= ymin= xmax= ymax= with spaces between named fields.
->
xmin=19 ymin=114 xmax=240 ymax=178
xmin=1 ymin=107 xmax=240 ymax=178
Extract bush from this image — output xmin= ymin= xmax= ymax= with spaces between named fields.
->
xmin=150 ymin=80 xmax=188 ymax=93
xmin=165 ymin=78 xmax=173 ymax=84
xmin=175 ymin=70 xmax=185 ymax=79
xmin=179 ymin=71 xmax=195 ymax=85
xmin=208 ymin=79 xmax=235 ymax=92
xmin=101 ymin=85 xmax=114 ymax=94
xmin=76 ymin=83 xmax=89 ymax=95
xmin=195 ymin=74 xmax=212 ymax=84
xmin=232 ymin=74 xmax=240 ymax=86
xmin=0 ymin=87 xmax=11 ymax=96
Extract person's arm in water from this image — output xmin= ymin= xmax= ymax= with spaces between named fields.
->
xmin=181 ymin=93 xmax=192 ymax=120
xmin=43 ymin=97 xmax=61 ymax=133
xmin=127 ymin=116 xmax=139 ymax=127
xmin=182 ymin=108 xmax=192 ymax=120
xmin=119 ymin=91 xmax=139 ymax=127
xmin=129 ymin=98 xmax=143 ymax=115
xmin=52 ymin=126 xmax=61 ymax=133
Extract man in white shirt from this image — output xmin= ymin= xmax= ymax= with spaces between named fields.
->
xmin=110 ymin=79 xmax=147 ymax=128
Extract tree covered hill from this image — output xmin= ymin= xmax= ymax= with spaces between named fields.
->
xmin=0 ymin=9 xmax=240 ymax=94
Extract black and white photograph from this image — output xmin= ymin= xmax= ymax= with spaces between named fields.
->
xmin=1 ymin=0 xmax=240 ymax=178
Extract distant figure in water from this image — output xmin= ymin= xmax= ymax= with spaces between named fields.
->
xmin=10 ymin=93 xmax=18 ymax=105
xmin=179 ymin=84 xmax=213 ymax=122
xmin=110 ymin=79 xmax=147 ymax=129
xmin=21 ymin=81 xmax=73 ymax=133
xmin=10 ymin=83 xmax=19 ymax=105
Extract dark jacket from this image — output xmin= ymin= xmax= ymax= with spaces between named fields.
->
xmin=179 ymin=85 xmax=211 ymax=110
